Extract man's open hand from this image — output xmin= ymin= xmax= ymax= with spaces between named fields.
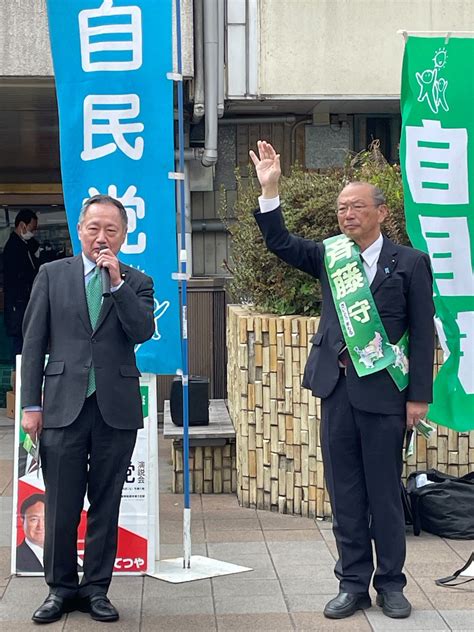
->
xmin=249 ymin=140 xmax=281 ymax=198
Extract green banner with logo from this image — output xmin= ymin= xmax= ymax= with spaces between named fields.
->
xmin=400 ymin=36 xmax=474 ymax=432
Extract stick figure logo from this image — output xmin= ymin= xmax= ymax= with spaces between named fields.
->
xmin=415 ymin=47 xmax=449 ymax=114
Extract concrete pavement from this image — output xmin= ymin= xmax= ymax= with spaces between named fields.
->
xmin=0 ymin=411 xmax=473 ymax=631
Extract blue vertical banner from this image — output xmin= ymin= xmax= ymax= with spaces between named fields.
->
xmin=46 ymin=0 xmax=181 ymax=374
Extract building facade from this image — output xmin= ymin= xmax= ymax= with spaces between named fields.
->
xmin=0 ymin=0 xmax=472 ymax=400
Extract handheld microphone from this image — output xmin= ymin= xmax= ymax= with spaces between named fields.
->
xmin=99 ymin=244 xmax=111 ymax=297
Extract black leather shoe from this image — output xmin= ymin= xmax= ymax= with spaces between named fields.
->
xmin=32 ymin=593 xmax=76 ymax=624
xmin=323 ymin=591 xmax=371 ymax=619
xmin=376 ymin=591 xmax=411 ymax=618
xmin=79 ymin=594 xmax=119 ymax=622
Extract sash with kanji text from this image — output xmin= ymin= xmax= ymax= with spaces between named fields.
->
xmin=323 ymin=234 xmax=409 ymax=391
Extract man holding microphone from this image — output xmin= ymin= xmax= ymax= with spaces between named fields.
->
xmin=21 ymin=195 xmax=154 ymax=624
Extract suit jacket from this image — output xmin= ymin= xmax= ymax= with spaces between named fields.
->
xmin=255 ymin=207 xmax=435 ymax=415
xmin=16 ymin=539 xmax=43 ymax=573
xmin=3 ymin=232 xmax=39 ymax=336
xmin=21 ymin=255 xmax=155 ymax=430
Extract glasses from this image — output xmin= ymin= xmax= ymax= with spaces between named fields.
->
xmin=336 ymin=203 xmax=382 ymax=216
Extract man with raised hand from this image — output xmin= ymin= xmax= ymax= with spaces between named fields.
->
xmin=21 ymin=195 xmax=154 ymax=624
xmin=250 ymin=140 xmax=434 ymax=620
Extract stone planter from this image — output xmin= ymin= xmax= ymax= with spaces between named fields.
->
xmin=227 ymin=305 xmax=474 ymax=519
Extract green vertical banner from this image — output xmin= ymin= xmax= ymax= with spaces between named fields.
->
xmin=400 ymin=36 xmax=474 ymax=432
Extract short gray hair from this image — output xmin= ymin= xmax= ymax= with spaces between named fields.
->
xmin=338 ymin=181 xmax=387 ymax=207
xmin=79 ymin=194 xmax=128 ymax=229
xmin=371 ymin=186 xmax=387 ymax=206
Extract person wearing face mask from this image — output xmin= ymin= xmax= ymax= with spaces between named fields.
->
xmin=3 ymin=208 xmax=40 ymax=361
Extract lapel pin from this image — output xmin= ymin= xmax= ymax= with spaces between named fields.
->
xmin=384 ymin=267 xmax=390 ymax=274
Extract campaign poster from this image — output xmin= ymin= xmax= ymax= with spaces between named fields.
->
xmin=11 ymin=360 xmax=158 ymax=576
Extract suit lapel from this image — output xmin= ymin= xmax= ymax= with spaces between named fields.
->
xmin=68 ymin=255 xmax=92 ymax=334
xmin=93 ymin=264 xmax=128 ymax=333
xmin=94 ymin=296 xmax=113 ymax=333
xmin=370 ymin=236 xmax=399 ymax=295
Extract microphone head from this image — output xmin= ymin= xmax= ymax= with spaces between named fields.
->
xmin=99 ymin=244 xmax=107 ymax=252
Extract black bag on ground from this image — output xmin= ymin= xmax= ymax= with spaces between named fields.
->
xmin=406 ymin=469 xmax=474 ymax=539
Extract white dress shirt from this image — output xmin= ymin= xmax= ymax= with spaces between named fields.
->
xmin=24 ymin=538 xmax=83 ymax=569
xmin=25 ymin=538 xmax=44 ymax=566
xmin=258 ymin=195 xmax=384 ymax=283
xmin=82 ymin=252 xmax=97 ymax=282
xmin=358 ymin=233 xmax=384 ymax=285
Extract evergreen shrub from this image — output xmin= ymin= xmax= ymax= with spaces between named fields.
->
xmin=222 ymin=144 xmax=408 ymax=317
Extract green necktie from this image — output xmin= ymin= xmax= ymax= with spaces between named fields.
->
xmin=85 ymin=267 xmax=102 ymax=397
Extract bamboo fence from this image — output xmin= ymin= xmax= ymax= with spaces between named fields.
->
xmin=227 ymin=305 xmax=474 ymax=518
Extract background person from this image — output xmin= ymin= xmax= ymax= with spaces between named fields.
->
xmin=21 ymin=195 xmax=155 ymax=624
xmin=3 ymin=208 xmax=41 ymax=361
xmin=250 ymin=140 xmax=434 ymax=620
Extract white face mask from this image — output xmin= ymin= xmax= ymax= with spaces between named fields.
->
xmin=22 ymin=230 xmax=34 ymax=241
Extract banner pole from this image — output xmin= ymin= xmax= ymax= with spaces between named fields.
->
xmin=149 ymin=4 xmax=254 ymax=581
xmin=174 ymin=0 xmax=191 ymax=569
xmin=150 ymin=0 xmax=253 ymax=583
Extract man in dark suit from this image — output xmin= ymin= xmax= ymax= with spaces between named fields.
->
xmin=16 ymin=494 xmax=45 ymax=573
xmin=3 ymin=208 xmax=40 ymax=360
xmin=250 ymin=141 xmax=434 ymax=620
xmin=21 ymin=195 xmax=155 ymax=624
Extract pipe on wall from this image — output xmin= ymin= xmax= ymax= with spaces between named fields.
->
xmin=290 ymin=117 xmax=312 ymax=163
xmin=217 ymin=0 xmax=225 ymax=118
xmin=201 ymin=0 xmax=218 ymax=167
xmin=192 ymin=0 xmax=205 ymax=122
xmin=184 ymin=159 xmax=193 ymax=274
xmin=175 ymin=148 xmax=204 ymax=160
xmin=191 ymin=219 xmax=233 ymax=233
xmin=219 ymin=115 xmax=297 ymax=125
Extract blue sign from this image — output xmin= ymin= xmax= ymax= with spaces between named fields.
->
xmin=46 ymin=0 xmax=181 ymax=374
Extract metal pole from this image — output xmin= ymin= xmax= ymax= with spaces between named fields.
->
xmin=174 ymin=0 xmax=191 ymax=569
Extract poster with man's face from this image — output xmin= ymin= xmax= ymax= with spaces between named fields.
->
xmin=11 ymin=362 xmax=158 ymax=575
xmin=16 ymin=492 xmax=45 ymax=573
